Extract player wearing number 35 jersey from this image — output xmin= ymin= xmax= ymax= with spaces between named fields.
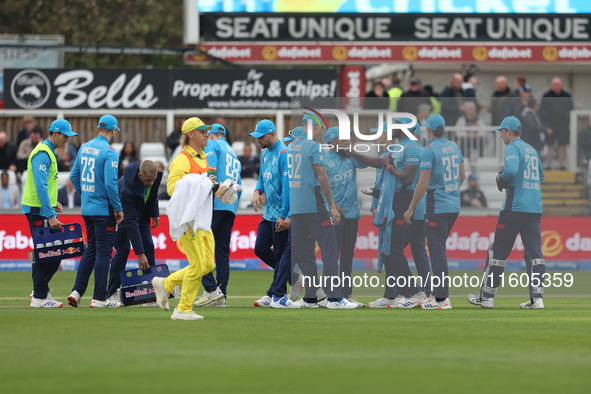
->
xmin=468 ymin=116 xmax=546 ymax=310
xmin=69 ymin=114 xmax=123 ymax=308
xmin=404 ymin=114 xmax=465 ymax=310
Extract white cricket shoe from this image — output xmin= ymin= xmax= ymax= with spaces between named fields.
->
xmin=151 ymin=277 xmax=170 ymax=311
xmin=520 ymin=298 xmax=544 ymax=309
xmin=345 ymin=298 xmax=366 ymax=308
xmin=368 ymin=295 xmax=405 ymax=309
xmin=326 ymin=298 xmax=358 ymax=309
xmin=467 ymin=294 xmax=494 ymax=309
xmin=253 ymin=295 xmax=272 ymax=307
xmin=90 ymin=299 xmax=121 ymax=308
xmin=193 ymin=287 xmax=224 ymax=307
xmin=143 ymin=302 xmax=158 ymax=307
xmin=421 ymin=297 xmax=452 ymax=310
xmin=210 ymin=297 xmax=227 ymax=307
xmin=394 ymin=291 xmax=427 ymax=309
xmin=67 ymin=290 xmax=81 ymax=307
xmin=171 ymin=308 xmax=203 ymax=320
xmin=270 ymin=295 xmax=299 ymax=308
xmin=289 ymin=274 xmax=304 ymax=301
xmin=30 ymin=297 xmax=63 ymax=308
xmin=293 ymin=299 xmax=319 ymax=308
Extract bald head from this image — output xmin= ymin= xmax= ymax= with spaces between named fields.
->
xmin=495 ymin=76 xmax=508 ymax=92
xmin=552 ymin=77 xmax=563 ymax=95
xmin=0 ymin=132 xmax=7 ymax=148
xmin=452 ymin=73 xmax=463 ymax=90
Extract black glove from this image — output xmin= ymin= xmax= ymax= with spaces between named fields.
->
xmin=496 ymin=170 xmax=508 ymax=192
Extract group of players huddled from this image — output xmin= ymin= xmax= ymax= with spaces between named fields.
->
xmin=25 ymin=112 xmax=546 ymax=319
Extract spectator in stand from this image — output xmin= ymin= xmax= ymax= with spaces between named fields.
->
xmin=387 ymin=75 xmax=404 ymax=111
xmin=0 ymin=171 xmax=20 ymax=209
xmin=440 ymin=72 xmax=477 ymax=125
xmin=118 ymin=141 xmax=139 ymax=178
xmin=539 ymin=77 xmax=575 ymax=170
xmin=0 ymin=131 xmax=18 ymax=172
xmin=514 ymin=76 xmax=528 ymax=95
xmin=520 ymin=97 xmax=546 ymax=155
xmin=505 ymin=83 xmax=531 ymax=118
xmin=16 ymin=114 xmax=43 ymax=149
xmin=578 ymin=115 xmax=591 ymax=161
xmin=460 ymin=174 xmax=487 ymax=208
xmin=16 ymin=126 xmax=43 ymax=173
xmin=455 ymin=101 xmax=486 ymax=160
xmin=365 ymin=81 xmax=390 ymax=110
xmin=424 ymin=84 xmax=442 ymax=114
xmin=54 ymin=141 xmax=78 ymax=171
xmin=398 ymin=76 xmax=432 ymax=115
xmin=491 ymin=76 xmax=516 ymax=126
xmin=57 ymin=178 xmax=81 ymax=209
xmin=239 ymin=143 xmax=260 ymax=179
xmin=166 ymin=118 xmax=186 ymax=158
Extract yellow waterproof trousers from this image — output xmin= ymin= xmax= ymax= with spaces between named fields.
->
xmin=164 ymin=229 xmax=215 ymax=312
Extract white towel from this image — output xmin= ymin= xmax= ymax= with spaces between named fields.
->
xmin=167 ymin=173 xmax=213 ymax=241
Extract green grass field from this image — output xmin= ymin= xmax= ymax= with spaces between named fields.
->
xmin=1 ymin=270 xmax=590 ymax=393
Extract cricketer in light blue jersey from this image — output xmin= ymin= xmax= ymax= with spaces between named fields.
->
xmin=205 ymin=135 xmax=243 ymax=214
xmin=70 ymin=133 xmax=122 ymax=216
xmin=288 ymin=134 xmax=326 ymax=215
xmin=418 ymin=136 xmax=464 ymax=215
xmin=323 ymin=149 xmax=367 ymax=219
xmin=499 ymin=139 xmax=544 ymax=213
xmin=254 ymin=136 xmax=289 ymax=221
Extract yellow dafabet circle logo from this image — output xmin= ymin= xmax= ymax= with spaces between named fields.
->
xmin=262 ymin=46 xmax=278 ymax=61
xmin=543 ymin=46 xmax=558 ymax=62
xmin=473 ymin=46 xmax=488 ymax=62
xmin=541 ymin=230 xmax=563 ymax=257
xmin=402 ymin=46 xmax=418 ymax=61
xmin=332 ymin=46 xmax=348 ymax=61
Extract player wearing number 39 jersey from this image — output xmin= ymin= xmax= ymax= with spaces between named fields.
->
xmin=69 ymin=115 xmax=123 ymax=308
xmin=404 ymin=114 xmax=465 ymax=310
xmin=468 ymin=116 xmax=546 ymax=310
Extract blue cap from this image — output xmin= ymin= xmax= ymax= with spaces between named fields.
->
xmin=370 ymin=122 xmax=387 ymax=134
xmin=98 ymin=114 xmax=120 ymax=131
xmin=422 ymin=114 xmax=445 ymax=130
xmin=284 ymin=126 xmax=304 ymax=142
xmin=302 ymin=113 xmax=326 ymax=129
xmin=250 ymin=119 xmax=276 ymax=138
xmin=324 ymin=127 xmax=341 ymax=143
xmin=49 ymin=118 xmax=77 ymax=137
xmin=393 ymin=117 xmax=420 ymax=137
xmin=467 ymin=174 xmax=478 ymax=181
xmin=208 ymin=123 xmax=226 ymax=135
xmin=494 ymin=116 xmax=522 ymax=131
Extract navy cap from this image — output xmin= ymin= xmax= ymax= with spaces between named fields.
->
xmin=467 ymin=174 xmax=478 ymax=181
xmin=49 ymin=119 xmax=77 ymax=137
xmin=98 ymin=114 xmax=120 ymax=131
xmin=250 ymin=119 xmax=276 ymax=138
xmin=494 ymin=116 xmax=522 ymax=131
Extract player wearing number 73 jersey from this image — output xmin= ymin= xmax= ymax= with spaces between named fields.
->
xmin=68 ymin=114 xmax=123 ymax=308
xmin=468 ymin=116 xmax=546 ymax=310
xmin=404 ymin=114 xmax=465 ymax=310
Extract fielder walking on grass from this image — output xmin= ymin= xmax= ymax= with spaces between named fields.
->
xmin=68 ymin=115 xmax=123 ymax=308
xmin=468 ymin=116 xmax=546 ymax=309
xmin=23 ymin=119 xmax=77 ymax=308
